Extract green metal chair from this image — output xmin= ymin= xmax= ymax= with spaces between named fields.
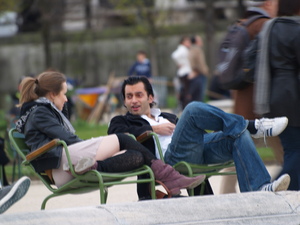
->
xmin=9 ymin=128 xmax=156 ymax=209
xmin=136 ymin=131 xmax=236 ymax=196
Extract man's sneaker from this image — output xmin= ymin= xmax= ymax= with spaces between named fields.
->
xmin=260 ymin=174 xmax=290 ymax=192
xmin=252 ymin=117 xmax=288 ymax=139
xmin=0 ymin=176 xmax=31 ymax=214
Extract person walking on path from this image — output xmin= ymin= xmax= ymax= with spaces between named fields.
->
xmin=254 ymin=0 xmax=300 ymax=190
xmin=171 ymin=36 xmax=192 ymax=109
xmin=221 ymin=0 xmax=283 ymax=194
xmin=189 ymin=35 xmax=209 ymax=102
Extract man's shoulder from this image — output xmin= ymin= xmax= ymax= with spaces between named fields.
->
xmin=160 ymin=112 xmax=177 ymax=123
xmin=160 ymin=111 xmax=175 ymax=117
xmin=110 ymin=113 xmax=143 ymax=121
xmin=111 ymin=111 xmax=176 ymax=121
xmin=110 ymin=113 xmax=129 ymax=120
xmin=244 ymin=13 xmax=270 ymax=38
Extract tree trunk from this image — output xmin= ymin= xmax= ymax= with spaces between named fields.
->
xmin=204 ymin=0 xmax=216 ymax=78
xmin=41 ymin=19 xmax=52 ymax=69
xmin=38 ymin=0 xmax=65 ymax=69
xmin=237 ymin=0 xmax=246 ymax=18
xmin=148 ymin=37 xmax=158 ymax=77
xmin=145 ymin=9 xmax=158 ymax=77
xmin=85 ymin=0 xmax=92 ymax=30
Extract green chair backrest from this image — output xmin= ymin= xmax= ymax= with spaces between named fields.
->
xmin=9 ymin=129 xmax=55 ymax=185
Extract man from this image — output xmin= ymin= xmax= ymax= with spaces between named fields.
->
xmin=127 ymin=50 xmax=152 ymax=78
xmin=226 ymin=0 xmax=281 ymax=194
xmin=0 ymin=176 xmax=31 ymax=213
xmin=189 ymin=35 xmax=209 ymax=102
xmin=171 ymin=36 xmax=192 ymax=109
xmin=234 ymin=0 xmax=278 ymax=118
xmin=108 ymin=76 xmax=290 ymax=199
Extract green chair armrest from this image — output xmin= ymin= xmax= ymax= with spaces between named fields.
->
xmin=136 ymin=131 xmax=165 ymax=162
xmin=136 ymin=131 xmax=153 ymax=143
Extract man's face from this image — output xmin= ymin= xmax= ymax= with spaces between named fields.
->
xmin=183 ymin=38 xmax=191 ymax=48
xmin=137 ymin=53 xmax=146 ymax=62
xmin=124 ymin=82 xmax=153 ymax=116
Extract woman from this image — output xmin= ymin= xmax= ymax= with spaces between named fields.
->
xmin=16 ymin=71 xmax=205 ymax=195
xmin=255 ymin=0 xmax=300 ymax=190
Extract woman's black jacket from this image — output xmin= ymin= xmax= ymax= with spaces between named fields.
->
xmin=19 ymin=102 xmax=81 ymax=172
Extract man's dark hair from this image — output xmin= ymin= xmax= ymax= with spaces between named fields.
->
xmin=121 ymin=76 xmax=156 ymax=108
xmin=137 ymin=50 xmax=147 ymax=56
xmin=277 ymin=0 xmax=300 ymax=16
xmin=190 ymin=36 xmax=196 ymax=44
xmin=179 ymin=36 xmax=190 ymax=44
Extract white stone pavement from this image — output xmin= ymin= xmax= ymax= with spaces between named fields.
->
xmin=3 ymin=164 xmax=282 ymax=215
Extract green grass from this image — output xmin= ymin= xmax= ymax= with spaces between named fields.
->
xmin=166 ymin=95 xmax=178 ymax=109
xmin=257 ymin=147 xmax=277 ymax=164
xmin=72 ymin=120 xmax=109 ymax=139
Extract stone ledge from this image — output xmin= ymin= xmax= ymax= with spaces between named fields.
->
xmin=1 ymin=191 xmax=300 ymax=225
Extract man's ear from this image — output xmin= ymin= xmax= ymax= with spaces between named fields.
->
xmin=148 ymin=94 xmax=154 ymax=104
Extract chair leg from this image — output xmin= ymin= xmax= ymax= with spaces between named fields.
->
xmin=0 ymin=165 xmax=3 ymax=189
xmin=12 ymin=159 xmax=17 ymax=183
xmin=12 ymin=154 xmax=22 ymax=183
xmin=17 ymin=155 xmax=22 ymax=179
xmin=41 ymin=194 xmax=56 ymax=210
xmin=100 ymin=187 xmax=108 ymax=204
xmin=148 ymin=171 xmax=157 ymax=200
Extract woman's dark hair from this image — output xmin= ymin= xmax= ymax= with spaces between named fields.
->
xmin=19 ymin=71 xmax=66 ymax=106
xmin=121 ymin=76 xmax=156 ymax=108
xmin=277 ymin=0 xmax=300 ymax=16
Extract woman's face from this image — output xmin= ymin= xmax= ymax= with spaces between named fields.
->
xmin=52 ymin=82 xmax=68 ymax=111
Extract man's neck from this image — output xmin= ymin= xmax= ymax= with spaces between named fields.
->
xmin=143 ymin=108 xmax=162 ymax=121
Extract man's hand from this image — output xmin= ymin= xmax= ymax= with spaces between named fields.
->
xmin=152 ymin=123 xmax=175 ymax=136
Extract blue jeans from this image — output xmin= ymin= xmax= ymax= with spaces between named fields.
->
xmin=164 ymin=102 xmax=271 ymax=192
xmin=278 ymin=126 xmax=300 ymax=190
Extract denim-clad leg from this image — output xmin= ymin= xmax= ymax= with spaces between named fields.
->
xmin=164 ymin=101 xmax=271 ymax=191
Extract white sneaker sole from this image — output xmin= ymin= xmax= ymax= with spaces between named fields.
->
xmin=274 ymin=174 xmax=290 ymax=192
xmin=0 ymin=176 xmax=31 ymax=214
xmin=272 ymin=117 xmax=289 ymax=137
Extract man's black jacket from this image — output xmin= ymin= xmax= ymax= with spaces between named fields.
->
xmin=108 ymin=111 xmax=214 ymax=196
xmin=108 ymin=111 xmax=178 ymax=155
